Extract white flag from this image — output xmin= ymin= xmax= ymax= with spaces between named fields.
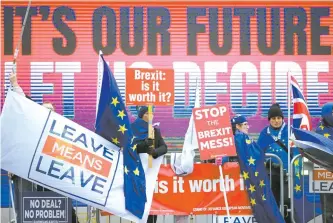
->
xmin=170 ymin=80 xmax=200 ymax=176
xmin=0 ymin=91 xmax=162 ymax=223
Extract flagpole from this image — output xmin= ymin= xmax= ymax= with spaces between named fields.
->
xmin=11 ymin=0 xmax=32 ymax=75
xmin=96 ymin=51 xmax=103 ymax=118
xmin=7 ymin=0 xmax=32 ymax=92
xmin=148 ymin=104 xmax=154 ymax=168
xmin=219 ymin=165 xmax=232 ymax=221
xmin=287 ymin=71 xmax=291 ymax=198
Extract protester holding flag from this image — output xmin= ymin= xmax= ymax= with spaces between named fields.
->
xmin=315 ymin=102 xmax=333 ymax=223
xmin=258 ymin=103 xmax=290 ymax=169
xmin=231 ymin=115 xmax=249 ymax=135
xmin=131 ymin=106 xmax=167 ymax=160
xmin=232 ymin=116 xmax=285 ymax=223
xmin=257 ymin=103 xmax=292 ymax=222
xmin=213 ymin=113 xmax=285 ymax=222
xmin=216 ymin=114 xmax=249 ymax=165
xmin=8 ymin=70 xmax=80 ymax=223
xmin=7 ymin=71 xmax=36 ymax=223
xmin=131 ymin=106 xmax=168 ymax=223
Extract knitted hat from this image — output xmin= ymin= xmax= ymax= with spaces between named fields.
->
xmin=136 ymin=106 xmax=155 ymax=118
xmin=136 ymin=106 xmax=148 ymax=118
xmin=231 ymin=115 xmax=247 ymax=124
xmin=268 ymin=103 xmax=284 ymax=120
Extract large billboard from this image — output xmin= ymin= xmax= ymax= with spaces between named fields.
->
xmin=1 ymin=1 xmax=332 ymax=138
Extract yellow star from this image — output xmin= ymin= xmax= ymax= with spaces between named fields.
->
xmin=124 ymin=166 xmax=129 ymax=175
xmin=111 ymin=97 xmax=120 ymax=107
xmin=248 ymin=156 xmax=256 ymax=165
xmin=296 ymin=172 xmax=301 ymax=179
xmin=133 ymin=167 xmax=140 ymax=176
xmin=112 ymin=137 xmax=119 ymax=145
xmin=259 ymin=180 xmax=265 ymax=188
xmin=117 ymin=110 xmax=126 ymax=120
xmin=246 ymin=139 xmax=252 ymax=144
xmin=250 ymin=198 xmax=256 ymax=206
xmin=324 ymin=133 xmax=331 ymax=138
xmin=294 ymin=184 xmax=301 ymax=192
xmin=294 ymin=159 xmax=299 ymax=166
xmin=242 ymin=171 xmax=249 ymax=180
xmin=255 ymin=172 xmax=259 ymax=177
xmin=118 ymin=124 xmax=127 ymax=134
xmin=249 ymin=184 xmax=256 ymax=193
xmin=132 ymin=144 xmax=137 ymax=151
xmin=262 ymin=194 xmax=266 ymax=201
xmin=319 ymin=125 xmax=325 ymax=130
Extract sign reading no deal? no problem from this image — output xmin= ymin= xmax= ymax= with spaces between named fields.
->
xmin=22 ymin=191 xmax=72 ymax=223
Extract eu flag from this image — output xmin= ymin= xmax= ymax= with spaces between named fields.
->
xmin=95 ymin=53 xmax=146 ymax=219
xmin=291 ymin=150 xmax=322 ymax=223
xmin=234 ymin=132 xmax=285 ymax=223
xmin=292 ymin=127 xmax=333 ymax=172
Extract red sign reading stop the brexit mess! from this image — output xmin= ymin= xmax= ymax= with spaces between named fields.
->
xmin=193 ymin=105 xmax=236 ymax=160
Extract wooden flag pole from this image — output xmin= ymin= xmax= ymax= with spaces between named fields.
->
xmin=148 ymin=105 xmax=154 ymax=168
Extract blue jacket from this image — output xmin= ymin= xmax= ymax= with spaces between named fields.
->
xmin=257 ymin=123 xmax=298 ymax=170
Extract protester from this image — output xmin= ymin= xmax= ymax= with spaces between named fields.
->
xmin=213 ymin=115 xmax=249 ymax=170
xmin=231 ymin=114 xmax=249 ymax=135
xmin=131 ymin=106 xmax=168 ymax=223
xmin=8 ymin=72 xmax=37 ymax=223
xmin=131 ymin=106 xmax=168 ymax=160
xmin=8 ymin=71 xmax=80 ymax=223
xmin=215 ymin=113 xmax=285 ymax=222
xmin=233 ymin=116 xmax=285 ymax=222
xmin=257 ymin=103 xmax=294 ymax=222
xmin=315 ymin=102 xmax=333 ymax=223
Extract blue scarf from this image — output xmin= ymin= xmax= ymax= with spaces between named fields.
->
xmin=257 ymin=123 xmax=290 ymax=169
xmin=131 ymin=118 xmax=148 ymax=141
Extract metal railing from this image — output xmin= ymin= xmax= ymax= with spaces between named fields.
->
xmin=2 ymin=175 xmax=94 ymax=223
xmin=289 ymin=154 xmax=321 ymax=223
xmin=7 ymin=152 xmax=322 ymax=223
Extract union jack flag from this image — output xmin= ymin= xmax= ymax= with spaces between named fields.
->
xmin=290 ymin=75 xmax=312 ymax=130
xmin=289 ymin=74 xmax=322 ymax=223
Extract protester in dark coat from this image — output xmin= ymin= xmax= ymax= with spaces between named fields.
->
xmin=131 ymin=106 xmax=168 ymax=223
